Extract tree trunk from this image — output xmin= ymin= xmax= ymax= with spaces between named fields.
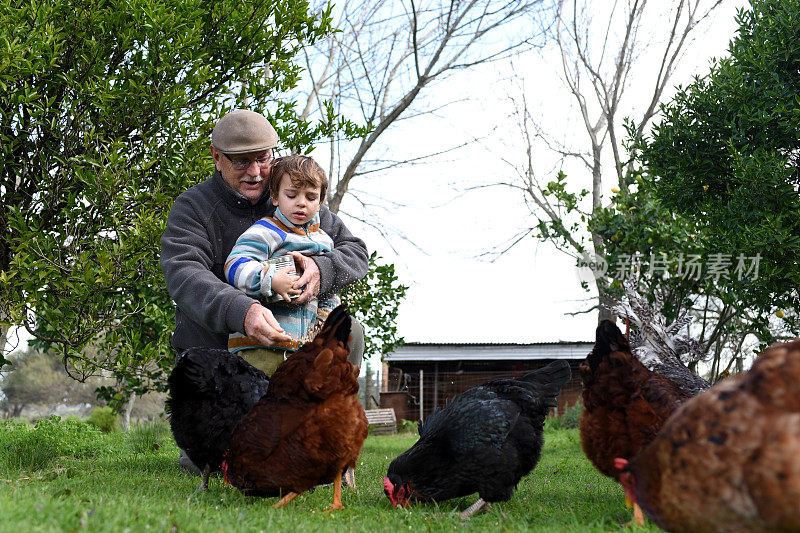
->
xmin=597 ymin=289 xmax=615 ymax=322
xmin=0 ymin=318 xmax=10 ymax=360
xmin=122 ymin=393 xmax=136 ymax=430
xmin=364 ymin=362 xmax=372 ymax=409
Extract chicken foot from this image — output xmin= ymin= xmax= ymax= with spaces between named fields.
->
xmin=272 ymin=491 xmax=300 ymax=508
xmin=198 ymin=464 xmax=211 ymax=492
xmin=459 ymin=498 xmax=507 ymax=520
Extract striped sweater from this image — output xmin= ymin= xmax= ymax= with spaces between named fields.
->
xmin=224 ymin=207 xmax=340 ymax=352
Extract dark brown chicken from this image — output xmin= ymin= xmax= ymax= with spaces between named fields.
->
xmin=617 ymin=339 xmax=800 ymax=533
xmin=223 ymin=305 xmax=368 ymax=510
xmin=579 ymin=319 xmax=690 ymax=523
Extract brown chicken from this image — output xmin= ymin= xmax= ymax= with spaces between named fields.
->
xmin=223 ymin=305 xmax=368 ymax=510
xmin=617 ymin=339 xmax=800 ymax=533
xmin=579 ymin=319 xmax=690 ymax=524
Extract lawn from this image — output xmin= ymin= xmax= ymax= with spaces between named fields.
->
xmin=0 ymin=418 xmax=661 ymax=532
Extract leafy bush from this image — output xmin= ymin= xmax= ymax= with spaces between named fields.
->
xmin=341 ymin=252 xmax=408 ymax=362
xmin=86 ymin=406 xmax=119 ymax=433
xmin=397 ymin=419 xmax=420 ymax=435
xmin=127 ymin=420 xmax=170 ymax=454
xmin=546 ymin=400 xmax=583 ymax=430
xmin=0 ymin=416 xmax=103 ymax=471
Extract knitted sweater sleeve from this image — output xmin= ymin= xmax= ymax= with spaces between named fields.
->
xmin=224 ymin=220 xmax=281 ymax=298
xmin=160 ymin=194 xmax=255 ymax=335
xmin=315 ymin=206 xmax=369 ymax=297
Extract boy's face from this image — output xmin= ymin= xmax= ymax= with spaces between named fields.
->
xmin=272 ymin=173 xmax=322 ymax=225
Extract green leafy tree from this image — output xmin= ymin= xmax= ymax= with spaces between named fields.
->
xmin=590 ymin=170 xmax=705 ymax=312
xmin=590 ymin=155 xmax=765 ymax=381
xmin=341 ymin=252 xmax=408 ymax=362
xmin=0 ymin=348 xmax=101 ymax=417
xmin=640 ymin=0 xmax=800 ymax=339
xmin=0 ymin=349 xmax=65 ymax=418
xmin=0 ymin=0 xmax=357 ymax=403
xmin=520 ymin=1 xmax=792 ymax=377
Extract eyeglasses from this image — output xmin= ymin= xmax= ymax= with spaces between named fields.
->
xmin=223 ymin=150 xmax=274 ymax=170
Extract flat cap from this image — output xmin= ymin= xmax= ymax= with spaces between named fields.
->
xmin=211 ymin=109 xmax=279 ymax=154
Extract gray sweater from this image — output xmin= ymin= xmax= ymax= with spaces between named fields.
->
xmin=160 ymin=171 xmax=368 ymax=351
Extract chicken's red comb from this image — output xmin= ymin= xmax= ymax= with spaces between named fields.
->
xmin=221 ymin=458 xmax=231 ymax=485
xmin=383 ymin=476 xmax=394 ymax=493
xmin=614 ymin=457 xmax=629 ymax=471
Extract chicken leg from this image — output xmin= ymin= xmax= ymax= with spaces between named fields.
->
xmin=623 ymin=494 xmax=645 ymax=526
xmin=460 ymin=498 xmax=489 ymax=519
xmin=343 ymin=466 xmax=356 ymax=488
xmin=327 ymin=471 xmax=345 ymax=511
xmin=459 ymin=498 xmax=508 ymax=520
xmin=633 ymin=503 xmax=645 ymax=526
xmin=272 ymin=491 xmax=300 ymax=508
xmin=198 ymin=464 xmax=211 ymax=492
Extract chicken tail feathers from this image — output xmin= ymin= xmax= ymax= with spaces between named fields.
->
xmin=521 ymin=359 xmax=571 ymax=386
xmin=317 ymin=304 xmax=352 ymax=346
xmin=167 ymin=348 xmax=270 ymax=409
xmin=169 ymin=348 xmax=221 ymax=395
xmin=587 ymin=319 xmax=631 ymax=371
xmin=519 ymin=360 xmax=572 ymax=405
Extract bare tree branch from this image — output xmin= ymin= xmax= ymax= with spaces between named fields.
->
xmin=495 ymin=0 xmax=727 ymax=320
xmin=297 ymin=0 xmax=550 ymax=216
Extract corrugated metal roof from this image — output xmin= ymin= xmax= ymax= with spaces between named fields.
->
xmin=385 ymin=341 xmax=593 ymax=361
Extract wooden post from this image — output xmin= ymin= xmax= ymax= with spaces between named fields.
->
xmin=419 ymin=369 xmax=424 ymax=423
xmin=365 ymin=362 xmax=372 ymax=409
xmin=433 ymin=361 xmax=440 ymax=411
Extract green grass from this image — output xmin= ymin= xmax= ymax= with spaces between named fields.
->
xmin=0 ymin=418 xmax=661 ymax=532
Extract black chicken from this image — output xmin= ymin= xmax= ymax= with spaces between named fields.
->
xmin=166 ymin=347 xmax=270 ymax=491
xmin=383 ymin=360 xmax=571 ymax=518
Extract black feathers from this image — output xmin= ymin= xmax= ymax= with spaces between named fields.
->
xmin=385 ymin=360 xmax=571 ymax=505
xmin=166 ymin=348 xmax=269 ymax=485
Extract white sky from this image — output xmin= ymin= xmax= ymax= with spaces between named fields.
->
xmin=332 ymin=0 xmax=746 ymax=345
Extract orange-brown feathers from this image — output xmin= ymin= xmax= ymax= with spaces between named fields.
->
xmin=579 ymin=319 xmax=689 ymax=480
xmin=224 ymin=305 xmax=368 ymax=499
xmin=618 ymin=339 xmax=800 ymax=533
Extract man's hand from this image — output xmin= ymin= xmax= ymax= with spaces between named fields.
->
xmin=244 ymin=303 xmax=292 ymax=345
xmin=289 ymin=251 xmax=320 ymax=304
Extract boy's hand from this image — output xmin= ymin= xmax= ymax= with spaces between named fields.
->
xmin=289 ymin=251 xmax=320 ymax=304
xmin=271 ymin=269 xmax=301 ymax=302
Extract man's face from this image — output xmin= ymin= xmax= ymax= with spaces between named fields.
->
xmin=211 ymin=146 xmax=273 ymax=204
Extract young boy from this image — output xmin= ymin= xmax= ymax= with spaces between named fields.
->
xmin=224 ymin=155 xmax=341 ymax=375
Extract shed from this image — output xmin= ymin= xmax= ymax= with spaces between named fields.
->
xmin=381 ymin=341 xmax=592 ymax=422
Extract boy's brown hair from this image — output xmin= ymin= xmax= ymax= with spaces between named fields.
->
xmin=269 ymin=155 xmax=328 ymax=201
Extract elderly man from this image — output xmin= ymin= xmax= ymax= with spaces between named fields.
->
xmin=161 ymin=108 xmax=368 ymax=366
xmin=161 ymin=110 xmax=368 ymax=475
